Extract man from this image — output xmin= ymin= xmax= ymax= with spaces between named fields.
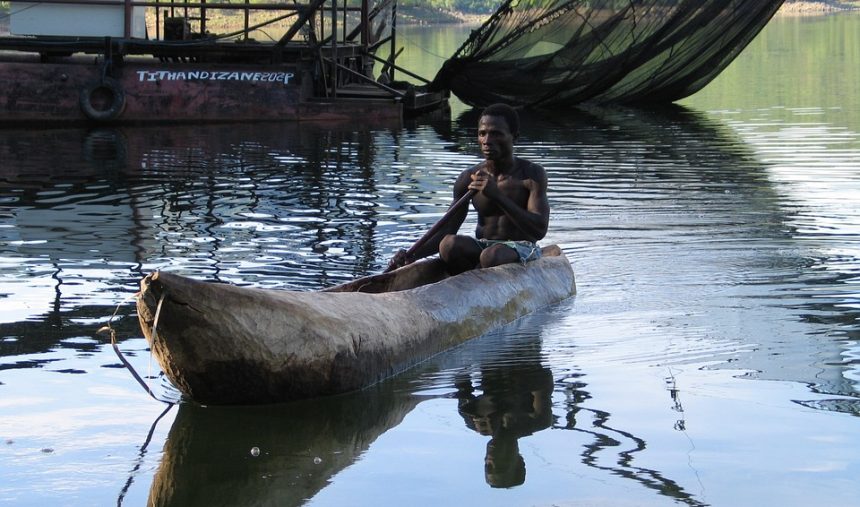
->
xmin=389 ymin=103 xmax=549 ymax=274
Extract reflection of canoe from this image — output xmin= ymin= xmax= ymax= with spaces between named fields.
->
xmin=149 ymin=389 xmax=421 ymax=506
xmin=137 ymin=245 xmax=575 ymax=404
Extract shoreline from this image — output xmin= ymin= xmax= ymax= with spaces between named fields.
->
xmin=2 ymin=1 xmax=859 ymax=36
xmin=778 ymin=0 xmax=860 ymax=14
xmin=400 ymin=1 xmax=860 ymax=24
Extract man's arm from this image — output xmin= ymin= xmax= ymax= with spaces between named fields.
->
xmin=471 ymin=161 xmax=549 ymax=241
xmin=387 ymin=169 xmax=474 ymax=269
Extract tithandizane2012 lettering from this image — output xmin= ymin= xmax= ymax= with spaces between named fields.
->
xmin=136 ymin=70 xmax=295 ymax=85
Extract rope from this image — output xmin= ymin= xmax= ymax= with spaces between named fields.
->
xmin=149 ymin=292 xmax=166 ymax=349
xmin=116 ymin=402 xmax=175 ymax=507
xmin=99 ymin=292 xmax=174 ymax=405
xmin=102 ymin=290 xmax=176 ymax=505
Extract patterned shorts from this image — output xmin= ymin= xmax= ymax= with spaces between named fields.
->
xmin=472 ymin=239 xmax=542 ymax=264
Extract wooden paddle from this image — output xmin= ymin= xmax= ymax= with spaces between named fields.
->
xmin=385 ymin=189 xmax=476 ymax=272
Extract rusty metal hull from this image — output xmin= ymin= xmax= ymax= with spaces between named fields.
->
xmin=0 ymin=53 xmax=403 ymax=123
xmin=136 ymin=246 xmax=576 ymax=405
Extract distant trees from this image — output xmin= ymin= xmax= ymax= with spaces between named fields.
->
xmin=450 ymin=0 xmax=499 ymax=13
xmin=399 ymin=0 xmax=499 ymax=14
xmin=173 ymin=0 xmax=500 ymax=15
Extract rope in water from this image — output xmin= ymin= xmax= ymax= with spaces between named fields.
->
xmin=99 ymin=292 xmax=174 ymax=405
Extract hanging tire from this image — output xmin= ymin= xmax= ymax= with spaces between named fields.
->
xmin=79 ymin=77 xmax=126 ymax=121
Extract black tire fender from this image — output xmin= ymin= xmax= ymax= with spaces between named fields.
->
xmin=79 ymin=77 xmax=126 ymax=121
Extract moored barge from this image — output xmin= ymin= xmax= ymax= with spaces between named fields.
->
xmin=0 ymin=0 xmax=448 ymax=124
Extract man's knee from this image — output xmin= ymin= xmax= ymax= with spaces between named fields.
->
xmin=440 ymin=235 xmax=482 ymax=274
xmin=479 ymin=244 xmax=518 ymax=268
xmin=439 ymin=234 xmax=460 ymax=260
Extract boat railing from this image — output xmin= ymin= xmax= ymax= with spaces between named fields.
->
xmin=2 ymin=0 xmax=375 ymax=48
xmin=365 ymin=51 xmax=429 ymax=85
xmin=322 ymin=56 xmax=402 ymax=98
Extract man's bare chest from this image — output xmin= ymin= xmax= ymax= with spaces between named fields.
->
xmin=474 ymin=177 xmax=531 ymax=214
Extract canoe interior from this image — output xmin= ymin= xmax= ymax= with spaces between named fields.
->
xmin=324 ymin=245 xmax=564 ymax=294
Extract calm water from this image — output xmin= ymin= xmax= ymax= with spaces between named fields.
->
xmin=2 ymin=13 xmax=859 ymax=507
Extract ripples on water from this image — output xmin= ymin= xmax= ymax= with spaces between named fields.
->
xmin=0 ymin=99 xmax=858 ymax=506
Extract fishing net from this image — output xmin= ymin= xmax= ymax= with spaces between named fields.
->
xmin=430 ymin=0 xmax=786 ymax=108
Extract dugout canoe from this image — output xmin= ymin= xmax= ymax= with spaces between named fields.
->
xmin=136 ymin=245 xmax=575 ymax=405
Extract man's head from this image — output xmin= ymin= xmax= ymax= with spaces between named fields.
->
xmin=478 ymin=103 xmax=519 ymax=163
xmin=480 ymin=103 xmax=520 ymax=137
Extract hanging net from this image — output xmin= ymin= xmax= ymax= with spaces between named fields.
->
xmin=430 ymin=0 xmax=786 ymax=108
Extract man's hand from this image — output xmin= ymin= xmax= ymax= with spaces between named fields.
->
xmin=468 ymin=167 xmax=499 ymax=198
xmin=387 ymin=249 xmax=414 ymax=271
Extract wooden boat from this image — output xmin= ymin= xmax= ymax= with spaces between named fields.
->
xmin=0 ymin=0 xmax=447 ymax=124
xmin=136 ymin=245 xmax=575 ymax=405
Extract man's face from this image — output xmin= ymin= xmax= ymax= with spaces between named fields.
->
xmin=478 ymin=115 xmax=516 ymax=162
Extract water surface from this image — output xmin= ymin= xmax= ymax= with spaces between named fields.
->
xmin=1 ymin=13 xmax=859 ymax=507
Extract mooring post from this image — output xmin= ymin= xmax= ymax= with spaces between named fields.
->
xmin=331 ymin=0 xmax=338 ymax=98
xmin=389 ymin=0 xmax=397 ymax=83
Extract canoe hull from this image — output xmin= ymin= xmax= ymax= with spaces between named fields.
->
xmin=136 ymin=246 xmax=575 ymax=404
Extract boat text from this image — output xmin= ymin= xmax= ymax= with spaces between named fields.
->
xmin=136 ymin=70 xmax=295 ymax=85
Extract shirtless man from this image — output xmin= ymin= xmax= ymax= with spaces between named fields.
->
xmin=389 ymin=103 xmax=550 ymax=274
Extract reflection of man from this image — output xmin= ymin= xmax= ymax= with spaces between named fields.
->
xmin=484 ymin=432 xmax=526 ymax=488
xmin=455 ymin=363 xmax=554 ymax=488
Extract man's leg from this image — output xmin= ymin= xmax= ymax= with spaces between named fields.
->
xmin=478 ymin=243 xmax=519 ymax=268
xmin=439 ymin=234 xmax=482 ymax=274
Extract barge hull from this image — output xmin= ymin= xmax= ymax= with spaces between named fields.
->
xmin=0 ymin=55 xmax=404 ymax=124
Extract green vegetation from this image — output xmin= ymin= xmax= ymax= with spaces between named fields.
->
xmin=203 ymin=0 xmax=496 ymax=15
xmin=0 ymin=2 xmax=9 ymax=30
xmin=400 ymin=0 xmax=497 ymax=14
xmin=207 ymin=0 xmax=495 ymax=10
